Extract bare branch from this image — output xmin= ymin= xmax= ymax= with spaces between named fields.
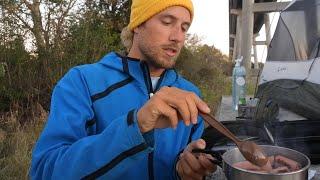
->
xmin=56 ymin=0 xmax=77 ymax=36
xmin=44 ymin=3 xmax=53 ymax=48
xmin=13 ymin=13 xmax=33 ymax=31
xmin=21 ymin=0 xmax=33 ymax=10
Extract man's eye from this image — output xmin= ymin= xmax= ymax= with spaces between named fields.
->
xmin=182 ymin=26 xmax=189 ymax=32
xmin=162 ymin=21 xmax=171 ymax=25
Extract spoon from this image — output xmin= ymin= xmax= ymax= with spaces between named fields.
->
xmin=199 ymin=112 xmax=269 ymax=167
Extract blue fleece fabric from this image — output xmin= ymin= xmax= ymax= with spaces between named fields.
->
xmin=30 ymin=52 xmax=204 ymax=180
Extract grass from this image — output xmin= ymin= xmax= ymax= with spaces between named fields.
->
xmin=0 ymin=111 xmax=46 ymax=179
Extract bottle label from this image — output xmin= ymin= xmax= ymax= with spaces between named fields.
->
xmin=239 ymin=97 xmax=246 ymax=105
xmin=236 ymin=77 xmax=245 ymax=86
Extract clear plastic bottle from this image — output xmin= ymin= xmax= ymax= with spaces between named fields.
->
xmin=232 ymin=57 xmax=246 ymax=110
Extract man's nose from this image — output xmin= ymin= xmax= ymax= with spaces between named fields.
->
xmin=169 ymin=26 xmax=185 ymax=43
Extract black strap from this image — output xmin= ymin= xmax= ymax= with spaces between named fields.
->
xmin=126 ymin=109 xmax=135 ymax=126
xmin=85 ymin=118 xmax=96 ymax=129
xmin=82 ymin=143 xmax=148 ymax=180
xmin=148 ymin=152 xmax=154 ymax=180
xmin=121 ymin=57 xmax=129 ymax=74
xmin=91 ymin=77 xmax=133 ymax=102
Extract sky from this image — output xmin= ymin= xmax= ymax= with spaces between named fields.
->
xmin=188 ymin=0 xmax=290 ymax=63
xmin=189 ymin=0 xmax=229 ymax=55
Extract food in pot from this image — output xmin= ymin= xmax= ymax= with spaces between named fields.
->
xmin=233 ymin=155 xmax=301 ymax=173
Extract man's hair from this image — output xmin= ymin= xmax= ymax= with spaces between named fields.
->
xmin=121 ymin=26 xmax=133 ymax=52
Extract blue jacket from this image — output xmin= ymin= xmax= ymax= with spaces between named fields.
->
xmin=30 ymin=52 xmax=204 ymax=180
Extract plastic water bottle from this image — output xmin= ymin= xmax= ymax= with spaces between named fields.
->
xmin=232 ymin=57 xmax=246 ymax=111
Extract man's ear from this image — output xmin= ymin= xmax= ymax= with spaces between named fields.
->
xmin=133 ymin=27 xmax=140 ymax=34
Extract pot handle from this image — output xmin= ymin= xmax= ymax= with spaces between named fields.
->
xmin=192 ymin=149 xmax=222 ymax=165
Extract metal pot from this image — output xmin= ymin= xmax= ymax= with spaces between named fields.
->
xmin=222 ymin=145 xmax=310 ymax=180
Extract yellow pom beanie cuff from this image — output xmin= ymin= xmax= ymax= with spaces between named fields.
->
xmin=128 ymin=0 xmax=194 ymax=31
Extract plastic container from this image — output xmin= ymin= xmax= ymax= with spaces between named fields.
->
xmin=232 ymin=57 xmax=246 ymax=111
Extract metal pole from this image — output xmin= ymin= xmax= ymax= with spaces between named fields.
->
xmin=236 ymin=13 xmax=242 ymax=60
xmin=253 ymin=43 xmax=259 ymax=69
xmin=232 ymin=38 xmax=237 ymax=62
xmin=241 ymin=0 xmax=254 ymax=71
xmin=253 ymin=33 xmax=259 ymax=69
xmin=264 ymin=13 xmax=271 ymax=47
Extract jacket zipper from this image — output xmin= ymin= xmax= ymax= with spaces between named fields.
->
xmin=141 ymin=61 xmax=166 ymax=98
xmin=141 ymin=61 xmax=166 ymax=180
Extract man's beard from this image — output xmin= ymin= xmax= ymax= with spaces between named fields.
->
xmin=139 ymin=43 xmax=180 ymax=69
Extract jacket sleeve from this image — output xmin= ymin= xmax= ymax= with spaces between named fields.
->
xmin=30 ymin=68 xmax=152 ymax=180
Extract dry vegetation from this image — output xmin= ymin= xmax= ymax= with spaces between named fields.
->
xmin=0 ymin=105 xmax=46 ymax=179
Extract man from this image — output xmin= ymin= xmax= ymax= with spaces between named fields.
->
xmin=30 ymin=0 xmax=216 ymax=179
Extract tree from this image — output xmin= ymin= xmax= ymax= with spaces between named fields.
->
xmin=1 ymin=0 xmax=78 ymax=57
xmin=63 ymin=0 xmax=131 ymax=63
xmin=176 ymin=41 xmax=232 ymax=113
xmin=196 ymin=45 xmax=232 ymax=76
xmin=0 ymin=0 xmax=132 ymax=112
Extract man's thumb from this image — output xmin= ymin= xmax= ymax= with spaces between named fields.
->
xmin=186 ymin=139 xmax=206 ymax=152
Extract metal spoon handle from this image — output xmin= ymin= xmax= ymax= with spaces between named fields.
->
xmin=199 ymin=112 xmax=241 ymax=145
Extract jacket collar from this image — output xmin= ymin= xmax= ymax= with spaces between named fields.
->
xmin=98 ymin=52 xmax=179 ymax=92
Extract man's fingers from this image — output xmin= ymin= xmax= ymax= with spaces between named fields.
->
xmin=179 ymin=155 xmax=203 ymax=180
xmin=157 ymin=87 xmax=210 ymax=126
xmin=172 ymin=99 xmax=191 ymax=126
xmin=198 ymin=154 xmax=217 ymax=174
xmin=186 ymin=139 xmax=206 ymax=152
xmin=186 ymin=96 xmax=198 ymax=124
xmin=140 ymin=86 xmax=211 ymax=132
xmin=153 ymin=98 xmax=178 ymax=129
xmin=183 ymin=151 xmax=204 ymax=173
xmin=190 ymin=92 xmax=211 ymax=114
xmin=158 ymin=92 xmax=191 ymax=125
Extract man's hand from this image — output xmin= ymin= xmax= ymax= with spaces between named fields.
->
xmin=176 ymin=139 xmax=217 ymax=180
xmin=137 ymin=86 xmax=210 ymax=133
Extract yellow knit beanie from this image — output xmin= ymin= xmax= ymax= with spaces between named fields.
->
xmin=128 ymin=0 xmax=194 ymax=31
